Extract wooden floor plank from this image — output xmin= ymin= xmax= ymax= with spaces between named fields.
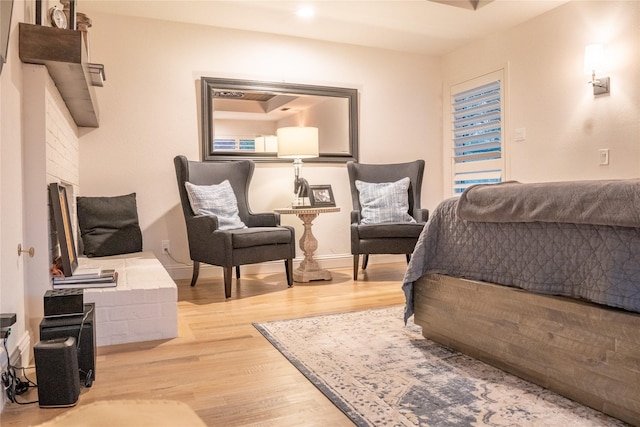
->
xmin=0 ymin=262 xmax=407 ymax=426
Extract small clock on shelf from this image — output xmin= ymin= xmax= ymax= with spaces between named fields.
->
xmin=49 ymin=6 xmax=67 ymax=29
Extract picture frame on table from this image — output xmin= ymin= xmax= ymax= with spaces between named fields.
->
xmin=309 ymin=185 xmax=336 ymax=207
xmin=49 ymin=183 xmax=78 ymax=277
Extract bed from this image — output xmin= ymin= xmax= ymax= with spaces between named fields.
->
xmin=402 ymin=180 xmax=640 ymax=426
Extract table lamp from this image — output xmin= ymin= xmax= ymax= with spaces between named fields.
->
xmin=277 ymin=126 xmax=319 ymax=207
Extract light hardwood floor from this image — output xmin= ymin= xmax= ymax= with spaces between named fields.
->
xmin=1 ymin=262 xmax=407 ymax=426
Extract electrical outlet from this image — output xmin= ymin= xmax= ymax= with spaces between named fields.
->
xmin=161 ymin=240 xmax=170 ymax=254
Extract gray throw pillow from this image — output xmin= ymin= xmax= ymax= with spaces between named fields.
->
xmin=77 ymin=193 xmax=143 ymax=257
xmin=355 ymin=178 xmax=417 ymax=224
xmin=184 ymin=180 xmax=247 ymax=230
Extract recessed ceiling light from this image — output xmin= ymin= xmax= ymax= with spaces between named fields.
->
xmin=296 ymin=5 xmax=315 ymax=19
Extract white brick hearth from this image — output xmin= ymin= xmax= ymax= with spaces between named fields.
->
xmin=77 ymin=252 xmax=178 ymax=347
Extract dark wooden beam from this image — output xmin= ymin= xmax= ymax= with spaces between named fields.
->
xmin=19 ymin=23 xmax=99 ymax=127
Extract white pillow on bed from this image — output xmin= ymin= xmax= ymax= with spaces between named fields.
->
xmin=355 ymin=178 xmax=416 ymax=224
xmin=184 ymin=180 xmax=247 ymax=230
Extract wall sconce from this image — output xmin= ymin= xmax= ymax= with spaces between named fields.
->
xmin=584 ymin=44 xmax=610 ymax=95
xmin=277 ymin=126 xmax=319 ymax=207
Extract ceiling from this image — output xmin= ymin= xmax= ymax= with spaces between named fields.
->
xmin=79 ymin=0 xmax=570 ymax=56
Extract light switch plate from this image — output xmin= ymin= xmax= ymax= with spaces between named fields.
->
xmin=599 ymin=149 xmax=609 ymax=165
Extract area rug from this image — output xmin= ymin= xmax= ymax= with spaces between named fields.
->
xmin=254 ymin=306 xmax=627 ymax=427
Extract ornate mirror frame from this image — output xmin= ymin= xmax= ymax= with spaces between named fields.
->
xmin=201 ymin=77 xmax=359 ymax=163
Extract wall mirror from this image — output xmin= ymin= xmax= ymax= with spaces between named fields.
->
xmin=201 ymin=77 xmax=359 ymax=163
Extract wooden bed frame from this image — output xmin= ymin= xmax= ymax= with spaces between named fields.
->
xmin=413 ymin=274 xmax=640 ymax=426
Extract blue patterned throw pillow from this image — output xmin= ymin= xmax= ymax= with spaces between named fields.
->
xmin=355 ymin=178 xmax=416 ymax=224
xmin=184 ymin=180 xmax=247 ymax=230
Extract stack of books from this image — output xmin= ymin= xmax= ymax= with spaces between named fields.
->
xmin=52 ymin=267 xmax=118 ymax=289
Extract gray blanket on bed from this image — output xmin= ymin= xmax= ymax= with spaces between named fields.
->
xmin=403 ymin=197 xmax=640 ymax=323
xmin=457 ymin=179 xmax=640 ymax=228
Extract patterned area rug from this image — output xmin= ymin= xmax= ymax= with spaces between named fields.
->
xmin=254 ymin=306 xmax=627 ymax=427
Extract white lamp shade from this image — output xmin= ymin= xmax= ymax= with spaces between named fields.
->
xmin=584 ymin=44 xmax=605 ymax=74
xmin=254 ymin=136 xmax=266 ymax=152
xmin=254 ymin=135 xmax=278 ymax=153
xmin=264 ymin=135 xmax=278 ymax=152
xmin=277 ymin=127 xmax=319 ymax=158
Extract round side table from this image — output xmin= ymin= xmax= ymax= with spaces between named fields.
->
xmin=275 ymin=206 xmax=340 ymax=282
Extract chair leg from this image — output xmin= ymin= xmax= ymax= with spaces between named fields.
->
xmin=285 ymin=259 xmax=293 ymax=287
xmin=190 ymin=261 xmax=200 ymax=287
xmin=362 ymin=254 xmax=370 ymax=270
xmin=406 ymin=254 xmax=411 ymax=264
xmin=223 ymin=266 xmax=233 ymax=299
xmin=236 ymin=265 xmax=241 ymax=279
xmin=353 ymin=255 xmax=359 ymax=280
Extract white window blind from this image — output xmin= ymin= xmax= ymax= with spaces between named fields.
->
xmin=213 ymin=137 xmax=256 ymax=152
xmin=451 ymin=77 xmax=503 ymax=194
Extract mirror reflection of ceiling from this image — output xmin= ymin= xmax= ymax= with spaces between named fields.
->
xmin=213 ymin=91 xmax=328 ymax=122
xmin=79 ymin=1 xmax=570 ymax=56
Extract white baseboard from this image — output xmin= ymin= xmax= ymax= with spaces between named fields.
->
xmin=162 ymin=253 xmax=407 ymax=281
xmin=0 ymin=330 xmax=32 ymax=412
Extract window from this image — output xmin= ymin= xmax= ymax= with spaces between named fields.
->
xmin=213 ymin=137 xmax=256 ymax=152
xmin=449 ymin=71 xmax=505 ymax=195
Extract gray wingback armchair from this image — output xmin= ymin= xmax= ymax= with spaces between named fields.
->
xmin=347 ymin=160 xmax=429 ymax=280
xmin=174 ymin=155 xmax=295 ymax=298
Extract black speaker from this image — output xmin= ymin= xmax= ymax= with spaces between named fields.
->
xmin=39 ymin=303 xmax=96 ymax=386
xmin=34 ymin=336 xmax=80 ymax=408
xmin=43 ymin=289 xmax=84 ymax=318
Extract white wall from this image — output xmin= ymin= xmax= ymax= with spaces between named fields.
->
xmin=78 ymin=12 xmax=443 ymax=278
xmin=442 ymin=1 xmax=639 ymax=189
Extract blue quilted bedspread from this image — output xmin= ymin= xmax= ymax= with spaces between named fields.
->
xmin=403 ymin=197 xmax=640 ymax=322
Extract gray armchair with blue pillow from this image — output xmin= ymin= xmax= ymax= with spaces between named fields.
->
xmin=174 ymin=155 xmax=295 ymax=298
xmin=347 ymin=160 xmax=429 ymax=280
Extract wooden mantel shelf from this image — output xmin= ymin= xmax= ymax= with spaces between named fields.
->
xmin=19 ymin=23 xmax=100 ymax=128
